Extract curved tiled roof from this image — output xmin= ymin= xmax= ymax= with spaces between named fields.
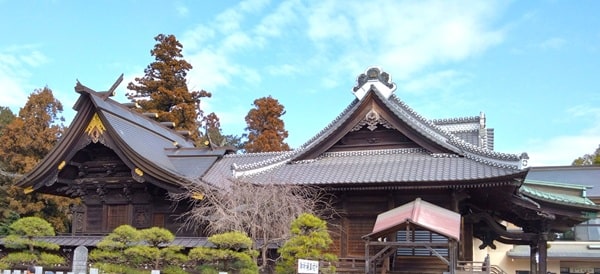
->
xmin=204 ymin=148 xmax=527 ymax=187
xmin=227 ymin=71 xmax=527 ymax=181
xmin=17 ymin=82 xmax=227 ymax=191
xmin=385 ymin=93 xmax=523 ymax=166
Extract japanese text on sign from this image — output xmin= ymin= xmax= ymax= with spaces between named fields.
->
xmin=297 ymin=259 xmax=319 ymax=274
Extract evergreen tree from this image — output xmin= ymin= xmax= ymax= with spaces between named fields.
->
xmin=90 ymin=225 xmax=187 ymax=273
xmin=572 ymin=145 xmax=600 ymax=166
xmin=0 ymin=87 xmax=64 ymax=173
xmin=0 ymin=106 xmax=16 ymax=137
xmin=0 ymin=107 xmax=18 ymax=218
xmin=0 ymin=217 xmax=64 ymax=268
xmin=0 ymin=87 xmax=74 ymax=232
xmin=127 ymin=34 xmax=211 ymax=143
xmin=244 ymin=96 xmax=290 ymax=152
xmin=188 ymin=231 xmax=258 ymax=274
xmin=276 ymin=213 xmax=337 ymax=274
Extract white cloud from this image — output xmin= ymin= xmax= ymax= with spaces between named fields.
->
xmin=179 ymin=0 xmax=510 ymax=137
xmin=522 ymin=105 xmax=600 ymax=166
xmin=402 ymin=70 xmax=472 ymax=93
xmin=539 ymin=37 xmax=566 ymax=50
xmin=221 ymin=32 xmax=254 ymax=52
xmin=525 ymin=132 xmax=600 ymax=166
xmin=0 ymin=46 xmax=48 ymax=112
xmin=304 ymin=0 xmax=507 ymax=80
xmin=567 ymin=105 xmax=600 ymax=118
xmin=254 ymin=0 xmax=299 ymax=40
xmin=306 ymin=1 xmax=352 ymax=41
xmin=267 ymin=64 xmax=301 ymax=76
xmin=175 ymin=2 xmax=189 ymax=17
xmin=186 ymin=50 xmax=232 ymax=92
xmin=239 ymin=0 xmax=270 ymax=13
xmin=20 ymin=50 xmax=49 ymax=67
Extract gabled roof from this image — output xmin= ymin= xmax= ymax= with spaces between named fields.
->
xmin=205 ymin=67 xmax=528 ymax=187
xmin=363 ymin=198 xmax=461 ymax=241
xmin=17 ymin=79 xmax=228 ymax=193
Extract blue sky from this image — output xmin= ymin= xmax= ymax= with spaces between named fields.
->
xmin=1 ymin=0 xmax=599 ymax=166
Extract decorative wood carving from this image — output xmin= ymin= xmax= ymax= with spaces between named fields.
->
xmin=85 ymin=113 xmax=106 ymax=143
xmin=351 ymin=109 xmax=394 ymax=132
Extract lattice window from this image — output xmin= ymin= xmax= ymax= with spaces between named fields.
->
xmin=106 ymin=204 xmax=131 ymax=231
xmin=396 ymin=229 xmax=448 ymax=256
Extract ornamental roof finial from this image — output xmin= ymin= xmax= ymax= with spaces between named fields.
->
xmin=352 ymin=67 xmax=396 ymax=100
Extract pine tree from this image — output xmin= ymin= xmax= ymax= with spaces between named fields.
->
xmin=276 ymin=213 xmax=337 ymax=274
xmin=0 ymin=217 xmax=65 ymax=268
xmin=127 ymin=34 xmax=211 ymax=143
xmin=244 ymin=96 xmax=290 ymax=152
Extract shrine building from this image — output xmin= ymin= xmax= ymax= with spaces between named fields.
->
xmin=12 ymin=67 xmax=600 ymax=274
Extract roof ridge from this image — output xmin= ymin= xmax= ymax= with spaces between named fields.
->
xmin=223 ymin=151 xmax=286 ymax=158
xmin=386 ymin=93 xmax=525 ymax=169
xmin=231 ymin=99 xmax=362 ymax=175
xmin=297 ymin=99 xmax=360 ymax=151
xmin=232 ymin=150 xmax=295 ymax=172
xmin=432 ymin=116 xmax=480 ymax=124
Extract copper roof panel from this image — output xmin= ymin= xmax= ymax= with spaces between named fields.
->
xmin=365 ymin=198 xmax=461 ymax=240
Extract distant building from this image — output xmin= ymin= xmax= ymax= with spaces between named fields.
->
xmin=501 ymin=165 xmax=600 ymax=274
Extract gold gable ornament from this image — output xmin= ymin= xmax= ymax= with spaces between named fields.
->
xmin=85 ymin=113 xmax=106 ymax=143
xmin=191 ymin=192 xmax=205 ymax=200
xmin=23 ymin=186 xmax=34 ymax=194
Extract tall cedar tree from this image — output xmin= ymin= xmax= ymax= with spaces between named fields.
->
xmin=572 ymin=145 xmax=600 ymax=166
xmin=0 ymin=106 xmax=16 ymax=179
xmin=127 ymin=34 xmax=211 ymax=144
xmin=244 ymin=96 xmax=290 ymax=152
xmin=0 ymin=106 xmax=17 ymax=231
xmin=0 ymin=87 xmax=75 ymax=232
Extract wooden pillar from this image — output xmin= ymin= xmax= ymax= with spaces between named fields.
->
xmin=449 ymin=240 xmax=457 ymax=274
xmin=529 ymin=244 xmax=538 ymax=274
xmin=365 ymin=241 xmax=371 ymax=274
xmin=538 ymin=234 xmax=548 ymax=274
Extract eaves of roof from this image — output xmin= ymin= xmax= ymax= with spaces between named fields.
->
xmin=519 ymin=184 xmax=599 ymax=210
xmin=15 ymin=98 xmax=97 ymax=188
xmin=363 ymin=198 xmax=461 ymax=241
xmin=0 ymin=236 xmax=211 ymax=248
xmin=18 ymin=83 xmax=226 ymax=191
xmin=87 ymin=89 xmax=227 ymax=187
xmin=204 ymin=148 xmax=527 ymax=187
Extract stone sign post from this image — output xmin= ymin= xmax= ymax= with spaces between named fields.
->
xmin=72 ymin=245 xmax=88 ymax=274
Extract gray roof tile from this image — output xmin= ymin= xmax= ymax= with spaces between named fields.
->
xmin=204 ymin=148 xmax=526 ymax=187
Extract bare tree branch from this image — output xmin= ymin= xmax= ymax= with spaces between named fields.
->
xmin=172 ymin=178 xmax=338 ymax=270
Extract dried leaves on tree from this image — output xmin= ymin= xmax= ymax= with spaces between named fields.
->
xmin=244 ymin=96 xmax=290 ymax=152
xmin=175 ymin=179 xmax=334 ymax=270
xmin=0 ymin=87 xmax=75 ymax=232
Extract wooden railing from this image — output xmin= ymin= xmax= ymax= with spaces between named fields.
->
xmin=326 ymin=257 xmax=508 ymax=274
xmin=326 ymin=257 xmax=366 ymax=273
xmin=456 ymin=259 xmax=507 ymax=274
